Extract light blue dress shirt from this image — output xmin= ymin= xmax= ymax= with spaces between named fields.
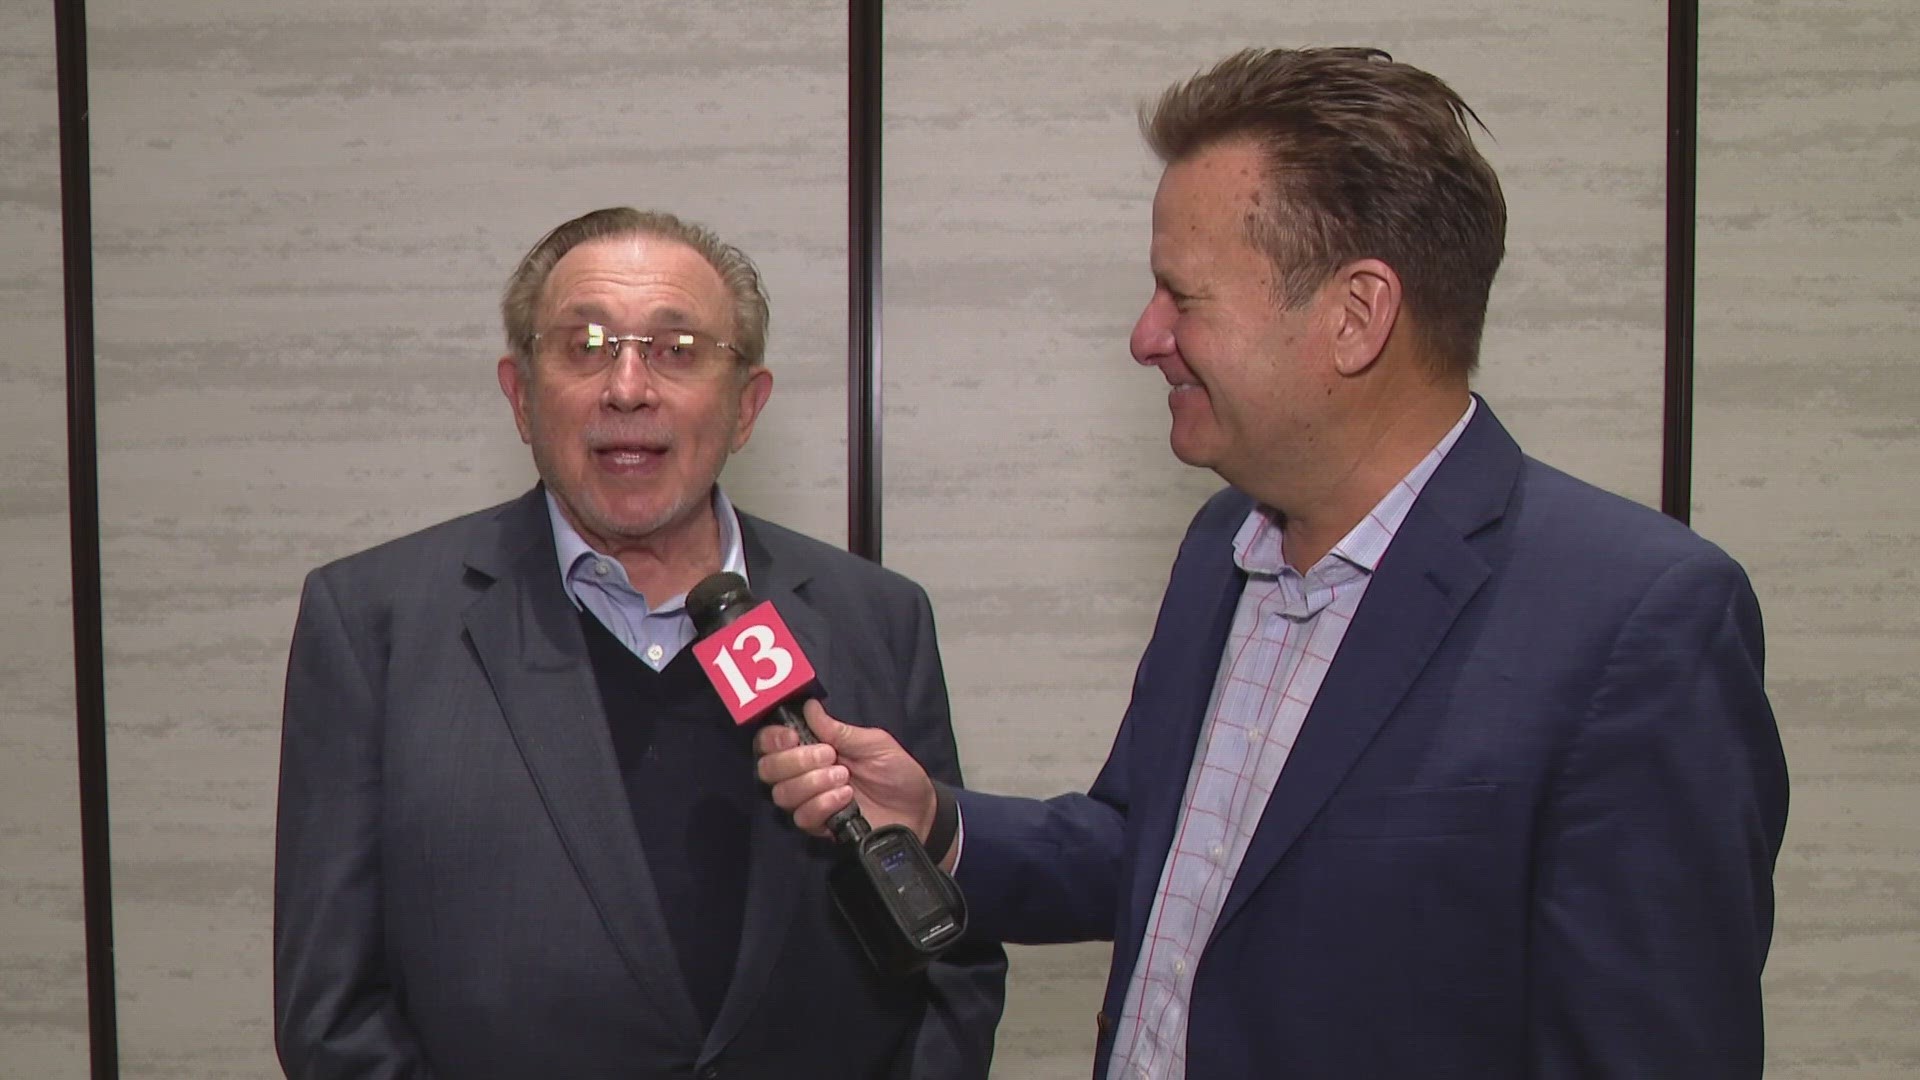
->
xmin=545 ymin=487 xmax=749 ymax=672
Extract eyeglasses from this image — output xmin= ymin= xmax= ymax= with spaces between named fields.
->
xmin=534 ymin=322 xmax=743 ymax=381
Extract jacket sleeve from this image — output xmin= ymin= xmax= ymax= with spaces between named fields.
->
xmin=1526 ymin=550 xmax=1789 ymax=1077
xmin=274 ymin=569 xmax=439 ymax=1079
xmin=948 ymin=707 xmax=1130 ymax=947
xmin=886 ymin=584 xmax=1008 ymax=1080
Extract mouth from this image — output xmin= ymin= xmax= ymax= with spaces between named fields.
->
xmin=589 ymin=440 xmax=670 ymax=471
xmin=1158 ymin=363 xmax=1204 ymax=398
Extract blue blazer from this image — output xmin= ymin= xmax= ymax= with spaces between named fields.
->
xmin=275 ymin=487 xmax=1005 ymax=1079
xmin=956 ymin=402 xmax=1787 ymax=1079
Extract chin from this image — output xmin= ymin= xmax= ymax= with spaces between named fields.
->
xmin=1168 ymin=435 xmax=1217 ymax=471
xmin=600 ymin=509 xmax=683 ymax=540
xmin=559 ymin=493 xmax=664 ymax=541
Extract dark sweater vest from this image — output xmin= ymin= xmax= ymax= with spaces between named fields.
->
xmin=578 ymin=610 xmax=759 ymax=1031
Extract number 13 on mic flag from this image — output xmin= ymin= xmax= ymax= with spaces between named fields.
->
xmin=691 ymin=601 xmax=818 ymax=725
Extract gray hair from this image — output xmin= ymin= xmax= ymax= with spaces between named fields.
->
xmin=501 ymin=207 xmax=771 ymax=375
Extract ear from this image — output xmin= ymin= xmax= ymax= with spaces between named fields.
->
xmin=1329 ymin=258 xmax=1401 ymax=377
xmin=729 ymin=366 xmax=774 ymax=452
xmin=497 ymin=354 xmax=534 ymax=444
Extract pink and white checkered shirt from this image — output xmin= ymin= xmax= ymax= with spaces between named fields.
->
xmin=1105 ymin=400 xmax=1475 ymax=1080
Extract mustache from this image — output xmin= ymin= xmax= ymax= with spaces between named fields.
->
xmin=582 ymin=424 xmax=674 ymax=450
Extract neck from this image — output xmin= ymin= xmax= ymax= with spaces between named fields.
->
xmin=571 ymin=500 xmax=726 ymax=608
xmin=616 ymin=525 xmax=724 ymax=608
xmin=1253 ymin=384 xmax=1470 ymax=573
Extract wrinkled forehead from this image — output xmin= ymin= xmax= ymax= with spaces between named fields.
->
xmin=539 ymin=234 xmax=731 ymax=330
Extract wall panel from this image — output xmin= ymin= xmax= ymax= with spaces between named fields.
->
xmin=27 ymin=2 xmax=1907 ymax=1075
xmin=84 ymin=2 xmax=846 ymax=1072
xmin=0 ymin=1 xmax=89 ymax=1075
xmin=881 ymin=3 xmax=1667 ymax=1076
xmin=1695 ymin=4 xmax=1920 ymax=1076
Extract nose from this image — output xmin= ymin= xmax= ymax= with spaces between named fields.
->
xmin=602 ymin=341 xmax=655 ymax=411
xmin=1130 ymin=289 xmax=1176 ymax=366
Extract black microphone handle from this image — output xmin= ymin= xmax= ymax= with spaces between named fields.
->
xmin=767 ymin=697 xmax=871 ymax=844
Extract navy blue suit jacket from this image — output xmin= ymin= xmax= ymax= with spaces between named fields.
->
xmin=275 ymin=487 xmax=1005 ymax=1079
xmin=956 ymin=402 xmax=1787 ymax=1078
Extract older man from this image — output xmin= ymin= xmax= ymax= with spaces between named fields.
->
xmin=758 ymin=49 xmax=1788 ymax=1079
xmin=274 ymin=207 xmax=1004 ymax=1079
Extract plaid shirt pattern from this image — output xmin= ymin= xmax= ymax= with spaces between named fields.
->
xmin=1105 ymin=401 xmax=1474 ymax=1080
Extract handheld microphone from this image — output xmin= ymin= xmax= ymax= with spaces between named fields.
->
xmin=687 ymin=572 xmax=864 ymax=842
xmin=686 ymin=572 xmax=967 ymax=976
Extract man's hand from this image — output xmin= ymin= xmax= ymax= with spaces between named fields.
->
xmin=755 ymin=701 xmax=937 ymax=841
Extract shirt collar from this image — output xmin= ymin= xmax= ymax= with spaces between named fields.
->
xmin=545 ymin=486 xmax=750 ymax=612
xmin=1234 ymin=396 xmax=1478 ymax=577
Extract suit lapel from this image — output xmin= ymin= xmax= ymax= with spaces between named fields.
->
xmin=460 ymin=489 xmax=703 ymax=1043
xmin=1210 ymin=402 xmax=1517 ymax=936
xmin=702 ymin=515 xmax=823 ymax=1058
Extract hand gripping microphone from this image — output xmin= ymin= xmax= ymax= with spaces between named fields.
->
xmin=686 ymin=572 xmax=966 ymax=976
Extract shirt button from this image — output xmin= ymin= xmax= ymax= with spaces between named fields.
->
xmin=645 ymin=643 xmax=664 ymax=664
xmin=1173 ymin=958 xmax=1186 ymax=977
xmin=594 ymin=561 xmax=610 ymax=576
xmin=1209 ymin=842 xmax=1225 ymax=860
xmin=1134 ymin=1064 xmax=1149 ymax=1080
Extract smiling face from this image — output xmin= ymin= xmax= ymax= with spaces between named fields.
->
xmin=1129 ymin=139 xmax=1343 ymax=492
xmin=496 ymin=233 xmax=771 ymax=558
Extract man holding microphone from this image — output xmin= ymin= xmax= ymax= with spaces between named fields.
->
xmin=758 ymin=46 xmax=1787 ymax=1080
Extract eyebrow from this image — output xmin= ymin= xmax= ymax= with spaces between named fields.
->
xmin=554 ymin=303 xmax=614 ymax=326
xmin=640 ymin=307 xmax=700 ymax=329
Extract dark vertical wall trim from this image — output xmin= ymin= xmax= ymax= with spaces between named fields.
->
xmin=847 ymin=0 xmax=883 ymax=562
xmin=53 ymin=1 xmax=121 ymax=1077
xmin=1663 ymin=0 xmax=1699 ymax=523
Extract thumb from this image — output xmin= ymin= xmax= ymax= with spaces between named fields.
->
xmin=803 ymin=700 xmax=892 ymax=759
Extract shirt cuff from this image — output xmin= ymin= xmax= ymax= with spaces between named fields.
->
xmin=926 ymin=780 xmax=961 ymax=869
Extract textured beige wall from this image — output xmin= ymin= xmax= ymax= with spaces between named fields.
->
xmin=882 ymin=3 xmax=1667 ymax=1075
xmin=9 ymin=1 xmax=1917 ymax=1077
xmin=0 ymin=1 xmax=89 ymax=1076
xmin=82 ymin=1 xmax=846 ymax=1074
xmin=1695 ymin=4 xmax=1920 ymax=1077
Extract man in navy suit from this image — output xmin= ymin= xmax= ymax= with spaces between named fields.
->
xmin=274 ymin=208 xmax=1004 ymax=1078
xmin=757 ymin=48 xmax=1788 ymax=1079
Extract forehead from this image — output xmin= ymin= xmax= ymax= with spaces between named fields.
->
xmin=540 ymin=234 xmax=730 ymax=326
xmin=1150 ymin=140 xmax=1269 ymax=269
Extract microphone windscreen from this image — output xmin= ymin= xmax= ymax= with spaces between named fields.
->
xmin=687 ymin=571 xmax=754 ymax=637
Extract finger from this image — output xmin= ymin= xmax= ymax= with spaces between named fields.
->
xmin=755 ymin=744 xmax=837 ymax=786
xmin=754 ymin=723 xmax=801 ymax=757
xmin=769 ymin=764 xmax=850 ymax=814
xmin=791 ymin=784 xmax=857 ymax=835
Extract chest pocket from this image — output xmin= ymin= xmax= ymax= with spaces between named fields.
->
xmin=1314 ymin=783 xmax=1499 ymax=839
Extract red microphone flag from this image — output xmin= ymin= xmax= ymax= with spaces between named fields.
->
xmin=690 ymin=600 xmax=818 ymax=725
